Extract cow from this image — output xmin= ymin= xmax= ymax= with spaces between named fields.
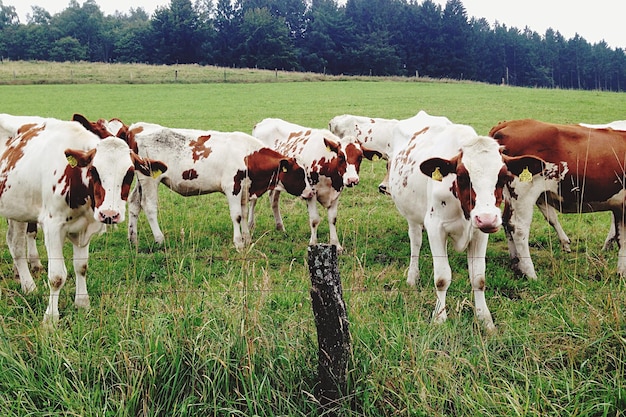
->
xmin=0 ymin=117 xmax=167 ymax=323
xmin=388 ymin=122 xmax=544 ymax=331
xmin=0 ymin=114 xmax=53 ymax=275
xmin=330 ymin=111 xmax=453 ymax=194
xmin=0 ymin=114 xmax=130 ymax=278
xmin=121 ymin=122 xmax=314 ymax=250
xmin=329 ymin=114 xmax=398 ymax=193
xmin=252 ymin=118 xmax=378 ymax=254
xmin=489 ymin=119 xmax=626 ymax=279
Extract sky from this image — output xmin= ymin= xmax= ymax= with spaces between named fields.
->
xmin=4 ymin=0 xmax=625 ymax=50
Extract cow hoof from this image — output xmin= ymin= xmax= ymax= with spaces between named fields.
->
xmin=431 ymin=309 xmax=447 ymax=325
xmin=75 ymin=295 xmax=90 ymax=309
xmin=21 ymin=281 xmax=37 ymax=294
xmin=42 ymin=313 xmax=60 ymax=328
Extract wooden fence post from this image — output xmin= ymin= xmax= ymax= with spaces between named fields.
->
xmin=307 ymin=244 xmax=351 ymax=415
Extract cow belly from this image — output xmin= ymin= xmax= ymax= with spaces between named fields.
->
xmin=160 ymin=175 xmax=226 ymax=197
xmin=544 ymin=188 xmax=626 ymax=214
xmin=0 ymin=192 xmax=41 ymax=222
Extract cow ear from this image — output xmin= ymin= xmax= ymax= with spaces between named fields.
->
xmin=323 ymin=137 xmax=340 ymax=154
xmin=504 ymin=155 xmax=545 ymax=178
xmin=420 ymin=157 xmax=456 ymax=181
xmin=65 ymin=148 xmax=96 ymax=168
xmin=278 ymin=158 xmax=291 ymax=173
xmin=132 ymin=153 xmax=168 ymax=178
xmin=361 ymin=146 xmax=383 ymax=161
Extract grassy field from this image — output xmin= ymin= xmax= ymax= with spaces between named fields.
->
xmin=0 ymin=62 xmax=624 ymax=416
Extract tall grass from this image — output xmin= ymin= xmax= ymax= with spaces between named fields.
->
xmin=0 ymin=62 xmax=624 ymax=415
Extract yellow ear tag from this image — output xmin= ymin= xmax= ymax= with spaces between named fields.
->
xmin=326 ymin=145 xmax=331 ymax=152
xmin=372 ymin=155 xmax=380 ymax=161
xmin=519 ymin=167 xmax=533 ymax=182
xmin=67 ymin=155 xmax=78 ymax=168
xmin=151 ymin=169 xmax=162 ymax=179
xmin=432 ymin=167 xmax=443 ymax=182
xmin=282 ymin=166 xmax=288 ymax=173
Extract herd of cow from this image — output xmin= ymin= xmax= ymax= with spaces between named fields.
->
xmin=1 ymin=111 xmax=625 ymax=331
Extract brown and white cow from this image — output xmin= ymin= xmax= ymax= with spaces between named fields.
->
xmin=329 ymin=110 xmax=452 ymax=194
xmin=388 ymin=122 xmax=544 ymax=331
xmin=0 ymin=117 xmax=167 ymax=323
xmin=252 ymin=118 xmax=377 ymax=253
xmin=0 ymin=114 xmax=54 ymax=275
xmin=490 ymin=119 xmax=626 ymax=278
xmin=329 ymin=114 xmax=398 ymax=193
xmin=0 ymin=114 xmax=130 ymax=278
xmin=122 ymin=122 xmax=314 ymax=250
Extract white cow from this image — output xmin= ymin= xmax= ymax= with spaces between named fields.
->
xmin=123 ymin=122 xmax=314 ymax=250
xmin=0 ymin=117 xmax=167 ymax=323
xmin=330 ymin=111 xmax=453 ymax=194
xmin=252 ymin=118 xmax=373 ymax=253
xmin=0 ymin=114 xmax=52 ymax=274
xmin=0 ymin=114 xmax=130 ymax=277
xmin=329 ymin=114 xmax=398 ymax=193
xmin=388 ymin=122 xmax=544 ymax=331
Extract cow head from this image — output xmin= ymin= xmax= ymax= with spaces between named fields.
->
xmin=64 ymin=137 xmax=167 ymax=224
xmin=277 ymin=157 xmax=315 ymax=199
xmin=420 ymin=135 xmax=544 ymax=233
xmin=72 ymin=113 xmax=130 ymax=143
xmin=324 ymin=135 xmax=368 ymax=188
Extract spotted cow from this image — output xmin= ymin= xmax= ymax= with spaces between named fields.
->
xmin=252 ymin=118 xmax=378 ymax=253
xmin=122 ymin=122 xmax=314 ymax=250
xmin=388 ymin=122 xmax=544 ymax=330
xmin=490 ymin=118 xmax=626 ymax=278
xmin=0 ymin=117 xmax=167 ymax=323
xmin=329 ymin=110 xmax=452 ymax=194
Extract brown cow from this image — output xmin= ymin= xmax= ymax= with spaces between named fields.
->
xmin=489 ymin=119 xmax=626 ymax=278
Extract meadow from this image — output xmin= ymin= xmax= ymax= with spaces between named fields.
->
xmin=0 ymin=62 xmax=624 ymax=416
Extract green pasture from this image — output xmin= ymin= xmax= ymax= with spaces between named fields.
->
xmin=0 ymin=71 xmax=624 ymax=416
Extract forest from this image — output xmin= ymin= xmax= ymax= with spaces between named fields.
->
xmin=0 ymin=0 xmax=625 ymax=91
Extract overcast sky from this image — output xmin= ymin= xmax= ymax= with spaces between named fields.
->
xmin=4 ymin=0 xmax=624 ymax=50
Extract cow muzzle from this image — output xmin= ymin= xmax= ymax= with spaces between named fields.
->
xmin=98 ymin=210 xmax=122 ymax=225
xmin=344 ymin=176 xmax=360 ymax=187
xmin=473 ymin=213 xmax=501 ymax=234
xmin=301 ymin=188 xmax=316 ymax=199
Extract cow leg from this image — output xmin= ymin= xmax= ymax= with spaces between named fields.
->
xmin=326 ymin=197 xmax=343 ymax=254
xmin=406 ymin=221 xmax=423 ymax=286
xmin=6 ymin=220 xmax=37 ymax=293
xmin=426 ymin=225 xmax=451 ymax=324
xmin=239 ymin=191 xmax=252 ymax=247
xmin=26 ymin=222 xmax=44 ymax=274
xmin=536 ymin=200 xmax=571 ymax=252
xmin=248 ymin=197 xmax=257 ymax=232
xmin=139 ymin=177 xmax=165 ymax=245
xmin=306 ymin=197 xmax=321 ymax=247
xmin=227 ymin=193 xmax=246 ymax=251
xmin=504 ymin=198 xmax=538 ymax=279
xmin=614 ymin=212 xmax=626 ymax=276
xmin=42 ymin=223 xmax=68 ymax=324
xmin=270 ymin=190 xmax=286 ymax=231
xmin=378 ymin=160 xmax=391 ymax=195
xmin=602 ymin=216 xmax=617 ymax=251
xmin=467 ymin=233 xmax=495 ymax=332
xmin=71 ymin=240 xmax=90 ymax=309
xmin=127 ymin=182 xmax=142 ymax=245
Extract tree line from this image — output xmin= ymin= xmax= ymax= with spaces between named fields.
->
xmin=1 ymin=0 xmax=624 ymax=91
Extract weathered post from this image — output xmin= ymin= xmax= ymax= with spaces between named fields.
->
xmin=307 ymin=244 xmax=351 ymax=415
